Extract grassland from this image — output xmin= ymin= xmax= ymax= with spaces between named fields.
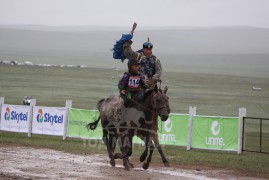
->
xmin=1 ymin=64 xmax=268 ymax=117
xmin=1 ymin=64 xmax=269 ymax=178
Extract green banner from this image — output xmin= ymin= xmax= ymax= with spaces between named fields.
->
xmin=131 ymin=114 xmax=189 ymax=146
xmin=192 ymin=116 xmax=238 ymax=151
xmin=67 ymin=108 xmax=239 ymax=151
xmin=158 ymin=114 xmax=189 ymax=146
xmin=67 ymin=108 xmax=102 ymax=139
xmin=67 ymin=109 xmax=189 ymax=146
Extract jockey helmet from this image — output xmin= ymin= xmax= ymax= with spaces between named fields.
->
xmin=128 ymin=59 xmax=140 ymax=69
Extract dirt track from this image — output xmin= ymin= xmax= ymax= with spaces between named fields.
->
xmin=0 ymin=146 xmax=264 ymax=180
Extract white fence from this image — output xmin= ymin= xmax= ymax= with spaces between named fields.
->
xmin=0 ymin=97 xmax=246 ymax=154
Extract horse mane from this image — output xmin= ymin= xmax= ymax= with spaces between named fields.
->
xmin=136 ymin=89 xmax=153 ymax=103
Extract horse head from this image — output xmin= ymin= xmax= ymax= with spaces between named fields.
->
xmin=143 ymin=84 xmax=170 ymax=122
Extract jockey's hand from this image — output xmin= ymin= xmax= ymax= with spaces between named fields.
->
xmin=152 ymin=75 xmax=157 ymax=83
xmin=147 ymin=77 xmax=157 ymax=86
xmin=146 ymin=78 xmax=153 ymax=86
xmin=120 ymin=90 xmax=126 ymax=95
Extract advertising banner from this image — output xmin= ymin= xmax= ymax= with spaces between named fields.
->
xmin=67 ymin=108 xmax=102 ymax=139
xmin=32 ymin=106 xmax=67 ymax=136
xmin=133 ymin=114 xmax=189 ymax=146
xmin=0 ymin=104 xmax=31 ymax=133
xmin=192 ymin=116 xmax=238 ymax=151
xmin=158 ymin=114 xmax=189 ymax=146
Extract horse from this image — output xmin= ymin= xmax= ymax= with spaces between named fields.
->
xmin=138 ymin=85 xmax=170 ymax=169
xmin=86 ymin=84 xmax=170 ymax=170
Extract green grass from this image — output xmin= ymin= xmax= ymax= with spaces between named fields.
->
xmin=1 ymin=65 xmax=269 ymax=117
xmin=1 ymin=65 xmax=269 ymax=178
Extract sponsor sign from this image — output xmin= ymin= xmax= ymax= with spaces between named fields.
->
xmin=67 ymin=108 xmax=102 ymax=139
xmin=0 ymin=104 xmax=31 ymax=133
xmin=158 ymin=114 xmax=189 ymax=146
xmin=32 ymin=106 xmax=67 ymax=136
xmin=192 ymin=116 xmax=238 ymax=151
xmin=133 ymin=114 xmax=189 ymax=146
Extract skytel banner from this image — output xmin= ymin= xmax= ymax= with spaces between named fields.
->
xmin=192 ymin=116 xmax=238 ymax=151
xmin=0 ymin=104 xmax=31 ymax=133
xmin=32 ymin=106 xmax=68 ymax=136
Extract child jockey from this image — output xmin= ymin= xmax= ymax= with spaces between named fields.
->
xmin=118 ymin=59 xmax=149 ymax=107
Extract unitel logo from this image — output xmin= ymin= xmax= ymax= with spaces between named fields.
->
xmin=205 ymin=120 xmax=225 ymax=146
xmin=37 ymin=109 xmax=44 ymax=123
xmin=164 ymin=118 xmax=172 ymax=132
xmin=211 ymin=121 xmax=220 ymax=136
xmin=4 ymin=107 xmax=11 ymax=120
xmin=159 ymin=118 xmax=176 ymax=142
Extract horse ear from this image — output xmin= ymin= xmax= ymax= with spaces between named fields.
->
xmin=164 ymin=86 xmax=168 ymax=94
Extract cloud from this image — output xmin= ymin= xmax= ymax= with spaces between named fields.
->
xmin=0 ymin=0 xmax=269 ymax=28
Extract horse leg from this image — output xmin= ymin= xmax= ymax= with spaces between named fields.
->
xmin=108 ymin=133 xmax=118 ymax=167
xmin=118 ymin=136 xmax=134 ymax=168
xmin=115 ymin=136 xmax=131 ymax=170
xmin=140 ymin=134 xmax=150 ymax=162
xmin=127 ymin=136 xmax=134 ymax=168
xmin=117 ymin=133 xmax=134 ymax=170
xmin=142 ymin=139 xmax=154 ymax=170
xmin=153 ymin=135 xmax=170 ymax=167
xmin=103 ymin=122 xmax=118 ymax=167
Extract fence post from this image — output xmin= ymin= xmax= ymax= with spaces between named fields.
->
xmin=0 ymin=97 xmax=4 ymax=128
xmin=0 ymin=97 xmax=4 ymax=105
xmin=28 ymin=99 xmax=36 ymax=137
xmin=187 ymin=106 xmax=196 ymax=150
xmin=238 ymin=108 xmax=246 ymax=154
xmin=63 ymin=100 xmax=72 ymax=140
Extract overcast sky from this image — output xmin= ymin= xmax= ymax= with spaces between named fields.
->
xmin=0 ymin=0 xmax=269 ymax=28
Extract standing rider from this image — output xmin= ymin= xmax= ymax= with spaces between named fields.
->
xmin=122 ymin=23 xmax=162 ymax=87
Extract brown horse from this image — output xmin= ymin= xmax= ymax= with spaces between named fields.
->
xmin=86 ymin=85 xmax=170 ymax=170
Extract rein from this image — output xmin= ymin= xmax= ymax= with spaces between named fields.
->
xmin=128 ymin=91 xmax=166 ymax=116
xmin=128 ymin=96 xmax=157 ymax=115
xmin=130 ymin=95 xmax=158 ymax=114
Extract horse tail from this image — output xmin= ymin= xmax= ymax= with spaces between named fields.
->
xmin=96 ymin=98 xmax=105 ymax=111
xmin=86 ymin=98 xmax=105 ymax=130
xmin=86 ymin=115 xmax=101 ymax=130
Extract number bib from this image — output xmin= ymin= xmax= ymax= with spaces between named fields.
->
xmin=128 ymin=76 xmax=140 ymax=89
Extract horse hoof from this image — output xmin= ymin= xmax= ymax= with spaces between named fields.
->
xmin=124 ymin=166 xmax=131 ymax=171
xmin=128 ymin=162 xmax=134 ymax=168
xmin=140 ymin=154 xmax=147 ymax=162
xmin=164 ymin=162 xmax=170 ymax=167
xmin=110 ymin=159 xmax=116 ymax=167
xmin=142 ymin=162 xmax=149 ymax=170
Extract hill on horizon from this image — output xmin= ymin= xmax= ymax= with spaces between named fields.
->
xmin=0 ymin=25 xmax=269 ymax=77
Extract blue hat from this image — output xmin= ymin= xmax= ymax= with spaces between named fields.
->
xmin=143 ymin=37 xmax=153 ymax=49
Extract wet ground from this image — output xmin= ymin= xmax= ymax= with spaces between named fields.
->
xmin=0 ymin=146 xmax=265 ymax=180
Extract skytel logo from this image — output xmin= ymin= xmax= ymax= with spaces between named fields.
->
xmin=36 ymin=109 xmax=63 ymax=126
xmin=205 ymin=121 xmax=225 ymax=146
xmin=159 ymin=118 xmax=176 ymax=142
xmin=5 ymin=107 xmax=28 ymax=123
